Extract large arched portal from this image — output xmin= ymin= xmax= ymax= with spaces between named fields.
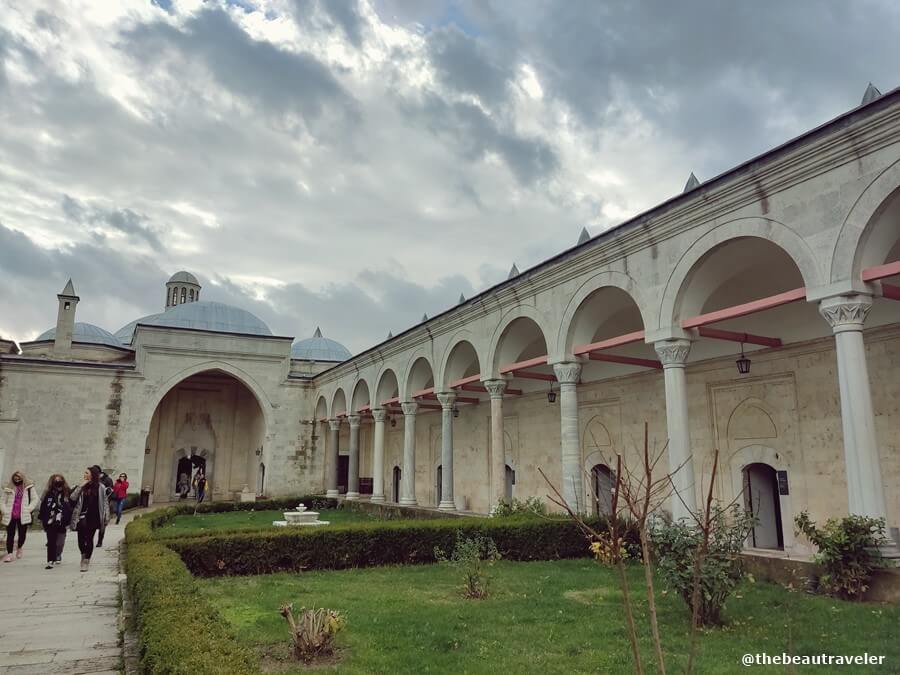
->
xmin=142 ymin=370 xmax=266 ymax=502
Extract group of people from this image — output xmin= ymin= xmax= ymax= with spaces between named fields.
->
xmin=0 ymin=466 xmax=130 ymax=572
xmin=177 ymin=467 xmax=209 ymax=502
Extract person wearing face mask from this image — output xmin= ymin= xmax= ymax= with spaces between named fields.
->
xmin=69 ymin=467 xmax=110 ymax=572
xmin=38 ymin=474 xmax=73 ymax=569
xmin=1 ymin=471 xmax=38 ymax=563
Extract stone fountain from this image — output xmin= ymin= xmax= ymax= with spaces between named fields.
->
xmin=272 ymin=502 xmax=330 ymax=527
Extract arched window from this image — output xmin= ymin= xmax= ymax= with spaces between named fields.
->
xmin=171 ymin=287 xmax=178 ymax=305
xmin=189 ymin=289 xmax=195 ymax=301
xmin=181 ymin=287 xmax=186 ymax=303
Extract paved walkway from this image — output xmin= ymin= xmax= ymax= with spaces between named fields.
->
xmin=0 ymin=514 xmax=135 ymax=675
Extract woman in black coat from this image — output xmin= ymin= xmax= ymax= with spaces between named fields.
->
xmin=38 ymin=473 xmax=72 ymax=569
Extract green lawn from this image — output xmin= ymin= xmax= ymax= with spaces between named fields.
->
xmin=160 ymin=508 xmax=377 ymax=534
xmin=199 ymin=559 xmax=899 ymax=674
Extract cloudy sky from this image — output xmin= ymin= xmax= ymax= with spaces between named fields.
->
xmin=1 ymin=0 xmax=897 ymax=352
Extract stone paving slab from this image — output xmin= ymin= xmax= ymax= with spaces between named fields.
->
xmin=0 ymin=516 xmax=133 ymax=675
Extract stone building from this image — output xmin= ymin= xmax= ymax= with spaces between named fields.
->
xmin=1 ymin=85 xmax=899 ymax=557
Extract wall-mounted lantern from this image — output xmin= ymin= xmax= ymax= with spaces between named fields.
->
xmin=736 ymin=343 xmax=751 ymax=375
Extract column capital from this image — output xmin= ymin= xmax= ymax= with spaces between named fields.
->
xmin=552 ymin=361 xmax=582 ymax=385
xmin=819 ymin=294 xmax=873 ymax=333
xmin=327 ymin=418 xmax=342 ymax=432
xmin=347 ymin=414 xmax=361 ymax=429
xmin=654 ymin=338 xmax=692 ymax=367
xmin=400 ymin=401 xmax=418 ymax=416
xmin=436 ymin=391 xmax=457 ymax=409
xmin=482 ymin=379 xmax=507 ymax=399
xmin=371 ymin=407 xmax=387 ymax=423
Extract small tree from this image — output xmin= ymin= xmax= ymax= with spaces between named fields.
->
xmin=651 ymin=502 xmax=755 ymax=625
xmin=434 ymin=531 xmax=502 ymax=599
xmin=794 ymin=512 xmax=886 ymax=600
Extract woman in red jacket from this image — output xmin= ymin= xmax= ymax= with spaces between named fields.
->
xmin=112 ymin=473 xmax=129 ymax=525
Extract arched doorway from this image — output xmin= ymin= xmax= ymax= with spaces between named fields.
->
xmin=142 ymin=369 xmax=266 ymax=502
xmin=591 ymin=464 xmax=614 ymax=516
xmin=392 ymin=466 xmax=401 ymax=503
xmin=504 ymin=464 xmax=515 ymax=500
xmin=743 ymin=463 xmax=784 ymax=550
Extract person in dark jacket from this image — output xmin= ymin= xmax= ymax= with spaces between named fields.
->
xmin=70 ymin=467 xmax=110 ymax=572
xmin=38 ymin=473 xmax=72 ymax=569
xmin=91 ymin=465 xmax=113 ymax=547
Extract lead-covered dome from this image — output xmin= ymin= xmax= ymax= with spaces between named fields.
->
xmin=168 ymin=270 xmax=200 ymax=285
xmin=36 ymin=322 xmax=122 ymax=348
xmin=115 ymin=301 xmax=272 ymax=343
xmin=291 ymin=327 xmax=351 ymax=362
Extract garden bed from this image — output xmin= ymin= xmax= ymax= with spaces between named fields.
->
xmin=198 ymin=559 xmax=900 ymax=674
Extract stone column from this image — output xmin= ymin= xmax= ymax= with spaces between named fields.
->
xmin=437 ymin=392 xmax=458 ymax=511
xmin=654 ymin=339 xmax=696 ymax=521
xmin=400 ymin=401 xmax=418 ymax=506
xmin=483 ymin=380 xmax=507 ymax=510
xmin=371 ymin=408 xmax=387 ymax=503
xmin=345 ymin=414 xmax=361 ymax=500
xmin=326 ymin=419 xmax=340 ymax=498
xmin=553 ymin=362 xmax=584 ymax=513
xmin=819 ymin=295 xmax=888 ymax=522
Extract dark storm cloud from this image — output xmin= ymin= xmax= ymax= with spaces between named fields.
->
xmin=0 ymin=221 xmax=171 ymax=337
xmin=3 ymin=0 xmax=899 ymax=351
xmin=292 ymin=0 xmax=366 ymax=48
xmin=411 ymin=95 xmax=558 ymax=185
xmin=123 ymin=7 xmax=358 ymax=127
xmin=427 ymin=24 xmax=511 ymax=106
xmin=0 ymin=221 xmax=476 ymax=353
xmin=451 ymin=0 xmax=900 ymax=175
xmin=61 ymin=195 xmax=164 ymax=252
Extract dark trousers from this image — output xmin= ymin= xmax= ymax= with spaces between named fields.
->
xmin=196 ymin=488 xmax=205 ymax=503
xmin=115 ymin=498 xmax=126 ymax=522
xmin=5 ymin=518 xmax=27 ymax=554
xmin=45 ymin=526 xmax=67 ymax=562
xmin=76 ymin=522 xmax=99 ymax=560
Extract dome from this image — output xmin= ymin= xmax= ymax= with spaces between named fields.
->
xmin=168 ymin=270 xmax=199 ymax=285
xmin=36 ymin=322 xmax=122 ymax=348
xmin=291 ymin=327 xmax=352 ymax=362
xmin=115 ymin=301 xmax=272 ymax=343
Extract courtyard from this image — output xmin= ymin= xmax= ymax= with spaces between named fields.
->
xmin=116 ymin=502 xmax=900 ymax=674
xmin=200 ymin=559 xmax=900 ymax=674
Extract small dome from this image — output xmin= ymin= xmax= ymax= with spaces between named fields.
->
xmin=168 ymin=270 xmax=200 ymax=285
xmin=115 ymin=301 xmax=272 ymax=343
xmin=291 ymin=327 xmax=352 ymax=362
xmin=36 ymin=322 xmax=122 ymax=348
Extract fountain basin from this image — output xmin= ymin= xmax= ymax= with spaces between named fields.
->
xmin=273 ymin=502 xmax=330 ymax=527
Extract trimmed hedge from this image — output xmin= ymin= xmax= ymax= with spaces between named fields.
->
xmin=126 ymin=495 xmax=339 ymax=543
xmin=126 ymin=537 xmax=259 ymax=673
xmin=169 ymin=516 xmax=606 ymax=577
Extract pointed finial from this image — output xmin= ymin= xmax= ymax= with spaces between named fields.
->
xmin=313 ymin=327 xmax=322 ymax=338
xmin=61 ymin=278 xmax=76 ymax=296
xmin=387 ymin=331 xmax=393 ymax=339
xmin=577 ymin=227 xmax=590 ymax=245
xmin=861 ymin=82 xmax=882 ymax=106
xmin=458 ymin=293 xmax=466 ymax=304
xmin=683 ymin=172 xmax=700 ymax=193
xmin=508 ymin=263 xmax=520 ymax=279
xmin=421 ymin=313 xmax=428 ymax=322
